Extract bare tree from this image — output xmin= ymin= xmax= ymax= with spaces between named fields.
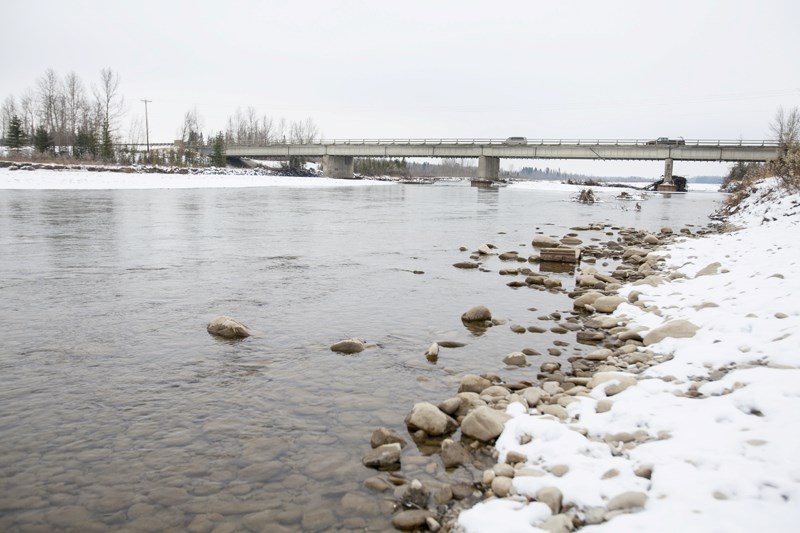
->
xmin=180 ymin=107 xmax=203 ymax=144
xmin=63 ymin=71 xmax=86 ymax=147
xmin=771 ymin=106 xmax=800 ymax=148
xmin=302 ymin=117 xmax=318 ymax=143
xmin=37 ymin=69 xmax=62 ymax=139
xmin=93 ymin=68 xmax=124 ymax=133
xmin=260 ymin=114 xmax=273 ymax=144
xmin=1 ymin=95 xmax=17 ymax=141
xmin=19 ymin=89 xmax=36 ymax=139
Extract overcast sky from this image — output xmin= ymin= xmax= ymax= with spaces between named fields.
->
xmin=5 ymin=0 xmax=799 ymax=176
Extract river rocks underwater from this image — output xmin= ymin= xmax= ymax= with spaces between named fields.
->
xmin=0 ymin=172 xmax=726 ymax=532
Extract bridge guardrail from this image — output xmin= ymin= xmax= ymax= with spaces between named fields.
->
xmin=222 ymin=138 xmax=781 ymax=148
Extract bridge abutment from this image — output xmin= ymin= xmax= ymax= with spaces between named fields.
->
xmin=323 ymin=155 xmax=355 ymax=179
xmin=478 ymin=155 xmax=500 ymax=180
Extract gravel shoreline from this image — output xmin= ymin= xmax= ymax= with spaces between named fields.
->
xmin=362 ymin=217 xmax=731 ymax=532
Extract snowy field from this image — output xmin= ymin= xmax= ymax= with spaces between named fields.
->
xmin=459 ymin=178 xmax=800 ymax=532
xmin=0 ymin=167 xmax=391 ymax=190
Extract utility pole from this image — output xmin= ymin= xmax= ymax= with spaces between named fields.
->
xmin=141 ymin=99 xmax=151 ymax=154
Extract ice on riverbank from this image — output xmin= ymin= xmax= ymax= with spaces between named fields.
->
xmin=459 ymin=178 xmax=800 ymax=532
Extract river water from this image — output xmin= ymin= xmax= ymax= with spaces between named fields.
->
xmin=0 ymin=173 xmax=725 ymax=532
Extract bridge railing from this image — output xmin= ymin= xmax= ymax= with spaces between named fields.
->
xmin=222 ymin=138 xmax=780 ymax=148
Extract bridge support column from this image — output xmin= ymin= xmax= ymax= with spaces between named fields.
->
xmin=478 ymin=156 xmax=500 ymax=180
xmin=657 ymin=157 xmax=677 ymax=192
xmin=323 ymin=155 xmax=354 ymax=179
xmin=664 ymin=157 xmax=674 ymax=184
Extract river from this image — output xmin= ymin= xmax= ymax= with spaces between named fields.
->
xmin=0 ymin=172 xmax=725 ymax=532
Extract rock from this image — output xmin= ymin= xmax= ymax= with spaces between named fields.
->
xmin=364 ymin=476 xmax=393 ymax=492
xmin=596 ymin=399 xmax=613 ymax=413
xmin=370 ymin=427 xmax=407 ymax=449
xmin=532 ymin=235 xmax=560 ymax=247
xmin=593 ymin=296 xmax=625 ymax=313
xmin=461 ymin=405 xmax=512 ymax=442
xmin=425 ymin=342 xmax=439 ymax=361
xmin=440 ymin=439 xmax=472 ymax=468
xmin=499 ymin=251 xmax=519 ymax=260
xmin=573 ymin=291 xmax=604 ymax=309
xmin=362 ymin=443 xmax=402 ymax=469
xmin=206 ymin=316 xmax=252 ymax=339
xmin=521 ymin=387 xmax=545 ymax=406
xmin=536 ymin=487 xmax=563 ymax=514
xmin=540 ymin=362 xmax=561 ymax=373
xmin=539 ymin=513 xmax=574 ymax=533
xmin=437 ymin=340 xmax=467 ymax=348
xmin=506 ymin=450 xmax=528 ymax=464
xmin=491 ymin=476 xmax=513 ymax=497
xmin=550 ymin=464 xmax=570 ymax=477
xmin=462 ymin=305 xmax=492 ymax=322
xmin=426 ymin=516 xmax=442 ymax=532
xmin=543 ymin=277 xmax=562 ymax=289
xmin=642 ymin=319 xmax=699 ymax=346
xmin=538 ymin=404 xmax=568 ymax=420
xmin=493 ymin=463 xmax=515 ymax=477
xmin=391 ymin=510 xmax=435 ymax=531
xmin=453 ymin=261 xmax=480 ymax=269
xmin=438 ymin=397 xmax=461 ymax=415
xmin=401 ymin=479 xmax=430 ymax=508
xmin=458 ymin=374 xmax=492 ymax=394
xmin=587 ymin=348 xmax=613 ymax=361
xmin=330 ymin=338 xmax=365 ymax=354
xmin=503 ymin=351 xmax=527 ymax=366
xmin=695 ymin=262 xmax=722 ymax=277
xmin=607 ymin=491 xmax=648 ymax=511
xmin=302 ymin=508 xmax=335 ymax=531
xmin=643 ymin=234 xmax=659 ymax=245
xmin=589 ymin=372 xmax=638 ymax=396
xmin=660 ymin=227 xmax=673 ymax=235
xmin=404 ymin=402 xmax=456 ymax=436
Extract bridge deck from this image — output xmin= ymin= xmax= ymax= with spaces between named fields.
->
xmin=221 ymin=139 xmax=779 ymax=162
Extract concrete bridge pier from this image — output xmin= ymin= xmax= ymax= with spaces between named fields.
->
xmin=664 ymin=157 xmax=674 ymax=184
xmin=478 ymin=155 xmax=500 ymax=180
xmin=657 ymin=157 xmax=677 ymax=192
xmin=323 ymin=155 xmax=355 ymax=179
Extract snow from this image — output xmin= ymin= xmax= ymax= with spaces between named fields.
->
xmin=0 ymin=167 xmax=391 ymax=190
xmin=458 ymin=177 xmax=800 ymax=532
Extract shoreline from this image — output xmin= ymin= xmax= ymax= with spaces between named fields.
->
xmin=363 ymin=178 xmax=800 ymax=532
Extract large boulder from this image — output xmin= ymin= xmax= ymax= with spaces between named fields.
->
xmin=207 ymin=316 xmax=252 ymax=339
xmin=461 ymin=406 xmax=512 ymax=442
xmin=404 ymin=402 xmax=456 ymax=436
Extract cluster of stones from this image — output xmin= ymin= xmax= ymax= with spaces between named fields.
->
xmin=364 ymin=221 xmax=717 ymax=531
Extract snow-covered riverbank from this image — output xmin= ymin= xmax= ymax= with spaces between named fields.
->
xmin=458 ymin=179 xmax=800 ymax=532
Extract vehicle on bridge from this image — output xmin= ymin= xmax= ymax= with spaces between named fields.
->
xmin=504 ymin=136 xmax=528 ymax=145
xmin=646 ymin=137 xmax=685 ymax=146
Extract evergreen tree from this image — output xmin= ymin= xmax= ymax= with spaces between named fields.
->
xmin=33 ymin=126 xmax=52 ymax=153
xmin=211 ymin=133 xmax=226 ymax=167
xmin=6 ymin=115 xmax=25 ymax=149
xmin=100 ymin=120 xmax=114 ymax=162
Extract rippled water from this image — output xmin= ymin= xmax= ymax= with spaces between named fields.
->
xmin=0 ymin=179 xmax=725 ymax=532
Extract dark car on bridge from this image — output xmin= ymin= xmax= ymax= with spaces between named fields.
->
xmin=646 ymin=137 xmax=685 ymax=145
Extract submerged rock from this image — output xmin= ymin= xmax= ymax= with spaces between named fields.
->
xmin=461 ymin=305 xmax=492 ymax=322
xmin=206 ymin=316 xmax=252 ymax=339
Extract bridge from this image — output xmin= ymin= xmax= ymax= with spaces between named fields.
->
xmin=216 ymin=138 xmax=781 ymax=183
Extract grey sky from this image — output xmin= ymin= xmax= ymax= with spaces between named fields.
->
xmin=5 ymin=0 xmax=799 ymax=176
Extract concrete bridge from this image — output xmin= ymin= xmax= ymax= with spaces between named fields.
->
xmin=220 ymin=138 xmax=780 ymax=182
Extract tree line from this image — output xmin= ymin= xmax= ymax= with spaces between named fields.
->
xmin=2 ymin=68 xmax=320 ymax=166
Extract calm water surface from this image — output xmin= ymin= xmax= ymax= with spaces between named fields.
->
xmin=0 ymin=178 xmax=725 ymax=532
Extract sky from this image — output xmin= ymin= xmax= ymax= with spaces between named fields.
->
xmin=4 ymin=0 xmax=799 ymax=177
